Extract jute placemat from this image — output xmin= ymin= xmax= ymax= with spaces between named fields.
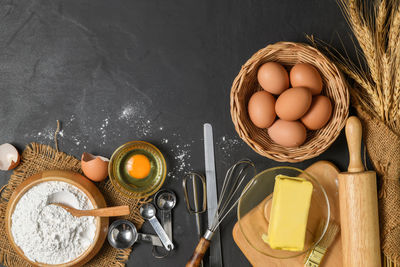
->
xmin=0 ymin=143 xmax=148 ymax=267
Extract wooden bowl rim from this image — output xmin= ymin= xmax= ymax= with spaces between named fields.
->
xmin=5 ymin=170 xmax=108 ymax=267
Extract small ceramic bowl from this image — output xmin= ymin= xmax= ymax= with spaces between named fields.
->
xmin=237 ymin=166 xmax=330 ymax=259
xmin=109 ymin=141 xmax=167 ymax=199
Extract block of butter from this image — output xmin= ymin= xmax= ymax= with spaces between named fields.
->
xmin=266 ymin=174 xmax=313 ymax=251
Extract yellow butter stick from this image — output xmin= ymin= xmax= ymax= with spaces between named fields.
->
xmin=267 ymin=175 xmax=313 ymax=251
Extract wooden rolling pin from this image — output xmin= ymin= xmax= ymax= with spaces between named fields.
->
xmin=338 ymin=116 xmax=381 ymax=267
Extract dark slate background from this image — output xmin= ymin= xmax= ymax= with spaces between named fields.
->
xmin=0 ymin=0 xmax=356 ymax=266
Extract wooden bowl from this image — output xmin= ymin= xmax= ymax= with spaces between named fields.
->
xmin=5 ymin=170 xmax=109 ymax=267
xmin=230 ymin=42 xmax=349 ymax=162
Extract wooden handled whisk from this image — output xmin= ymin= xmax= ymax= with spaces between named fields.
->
xmin=186 ymin=159 xmax=256 ymax=267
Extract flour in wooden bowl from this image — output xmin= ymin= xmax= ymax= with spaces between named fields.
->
xmin=11 ymin=181 xmax=97 ymax=264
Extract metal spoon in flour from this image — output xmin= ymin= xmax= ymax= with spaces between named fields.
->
xmin=51 ymin=203 xmax=130 ymax=217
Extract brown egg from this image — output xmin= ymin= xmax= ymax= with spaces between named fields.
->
xmin=248 ymin=91 xmax=276 ymax=128
xmin=81 ymin=152 xmax=109 ymax=182
xmin=275 ymin=87 xmax=312 ymax=120
xmin=268 ymin=119 xmax=307 ymax=147
xmin=290 ymin=63 xmax=323 ymax=95
xmin=257 ymin=62 xmax=289 ymax=95
xmin=301 ymin=95 xmax=333 ymax=130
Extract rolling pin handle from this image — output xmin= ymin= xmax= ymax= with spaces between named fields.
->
xmin=345 ymin=116 xmax=365 ymax=173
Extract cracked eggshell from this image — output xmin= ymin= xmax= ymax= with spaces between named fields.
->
xmin=81 ymin=152 xmax=109 ymax=182
xmin=0 ymin=143 xmax=20 ymax=171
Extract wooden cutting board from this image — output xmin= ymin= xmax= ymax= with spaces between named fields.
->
xmin=232 ymin=161 xmax=343 ymax=267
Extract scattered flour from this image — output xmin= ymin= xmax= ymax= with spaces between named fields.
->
xmin=138 ymin=119 xmax=152 ymax=137
xmin=118 ymin=104 xmax=154 ymax=138
xmin=99 ymin=117 xmax=110 ymax=145
xmin=65 ymin=115 xmax=76 ymax=127
xmin=71 ymin=135 xmax=82 ymax=146
xmin=119 ymin=104 xmax=138 ymax=120
xmin=166 ymin=136 xmax=241 ymax=178
xmin=11 ymin=181 xmax=96 ymax=265
xmin=34 ymin=126 xmax=55 ymax=140
xmin=168 ymin=142 xmax=192 ymax=179
xmin=217 ymin=136 xmax=243 ymax=160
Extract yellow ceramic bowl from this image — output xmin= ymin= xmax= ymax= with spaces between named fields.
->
xmin=109 ymin=141 xmax=167 ymax=199
xmin=237 ymin=166 xmax=330 ymax=259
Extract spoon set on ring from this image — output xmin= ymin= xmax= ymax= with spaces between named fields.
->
xmin=107 ymin=189 xmax=177 ymax=258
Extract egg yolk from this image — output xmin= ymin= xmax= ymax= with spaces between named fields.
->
xmin=126 ymin=154 xmax=151 ymax=179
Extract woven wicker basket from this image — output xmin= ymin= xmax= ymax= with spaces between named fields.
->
xmin=230 ymin=42 xmax=349 ymax=162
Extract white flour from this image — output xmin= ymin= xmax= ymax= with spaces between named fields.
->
xmin=168 ymin=142 xmax=192 ymax=179
xmin=11 ymin=181 xmax=96 ymax=264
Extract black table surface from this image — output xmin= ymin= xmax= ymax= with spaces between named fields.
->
xmin=0 ymin=0 xmax=355 ymax=266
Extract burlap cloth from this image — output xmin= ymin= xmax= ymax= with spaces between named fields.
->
xmin=0 ymin=143 xmax=148 ymax=267
xmin=356 ymin=106 xmax=400 ymax=264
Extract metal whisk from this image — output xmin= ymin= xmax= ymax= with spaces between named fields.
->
xmin=186 ymin=159 xmax=256 ymax=267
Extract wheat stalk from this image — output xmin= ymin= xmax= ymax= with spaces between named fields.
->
xmin=387 ymin=2 xmax=400 ymax=130
xmin=388 ymin=2 xmax=400 ymax=55
xmin=376 ymin=0 xmax=387 ymax=50
xmin=329 ymin=0 xmax=400 ymax=134
xmin=375 ymin=0 xmax=388 ymax=111
xmin=391 ymin=46 xmax=400 ymax=130
xmin=343 ymin=1 xmax=378 ymax=78
xmin=310 ymin=0 xmax=400 ymax=133
xmin=382 ymin=53 xmax=391 ymax=121
xmin=339 ymin=64 xmax=380 ymax=107
xmin=341 ymin=0 xmax=386 ymax=117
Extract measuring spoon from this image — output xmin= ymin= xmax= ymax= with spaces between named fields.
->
xmin=107 ymin=219 xmax=163 ymax=249
xmin=152 ymin=190 xmax=177 ymax=258
xmin=140 ymin=203 xmax=174 ymax=251
xmin=154 ymin=189 xmax=176 ymax=241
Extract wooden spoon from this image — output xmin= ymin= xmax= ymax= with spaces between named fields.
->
xmin=52 ymin=203 xmax=130 ymax=217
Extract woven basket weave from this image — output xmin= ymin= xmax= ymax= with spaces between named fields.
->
xmin=230 ymin=42 xmax=349 ymax=162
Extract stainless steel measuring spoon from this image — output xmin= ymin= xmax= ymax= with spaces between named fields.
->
xmin=152 ymin=189 xmax=177 ymax=258
xmin=140 ymin=203 xmax=174 ymax=251
xmin=154 ymin=189 xmax=176 ymax=242
xmin=107 ymin=219 xmax=163 ymax=249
